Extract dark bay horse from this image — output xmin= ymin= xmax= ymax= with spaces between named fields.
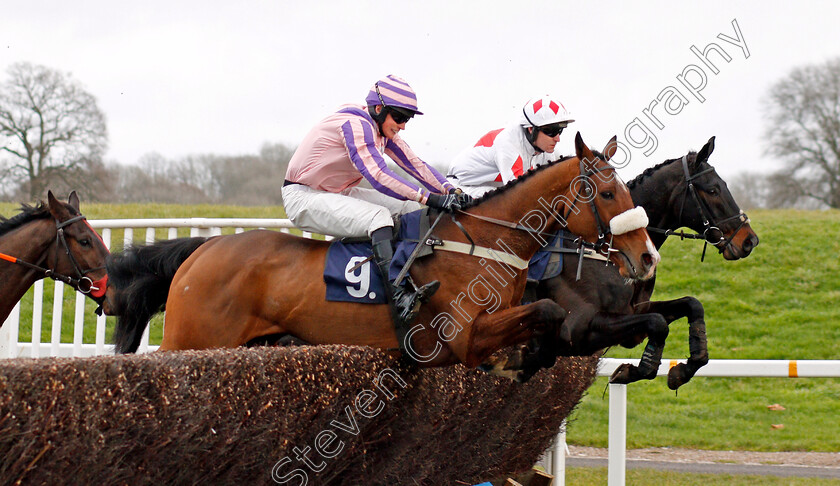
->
xmin=488 ymin=137 xmax=759 ymax=388
xmin=107 ymin=133 xmax=660 ymax=368
xmin=0 ymin=191 xmax=110 ymax=324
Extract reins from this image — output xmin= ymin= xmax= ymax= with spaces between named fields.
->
xmin=0 ymin=214 xmax=103 ymax=294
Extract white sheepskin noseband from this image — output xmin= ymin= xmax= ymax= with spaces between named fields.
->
xmin=609 ymin=206 xmax=649 ymax=235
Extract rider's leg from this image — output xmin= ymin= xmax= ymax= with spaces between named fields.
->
xmin=281 ymin=184 xmax=397 ymax=238
xmin=370 ymin=227 xmax=439 ymax=332
xmin=282 ymin=184 xmax=438 ymax=333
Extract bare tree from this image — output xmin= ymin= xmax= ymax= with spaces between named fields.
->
xmin=112 ymin=152 xmax=212 ymax=204
xmin=728 ymin=171 xmax=770 ymax=210
xmin=0 ymin=62 xmax=107 ymax=199
xmin=763 ymin=57 xmax=840 ymax=208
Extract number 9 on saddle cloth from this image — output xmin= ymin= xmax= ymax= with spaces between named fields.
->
xmin=323 ymin=208 xmax=433 ymax=304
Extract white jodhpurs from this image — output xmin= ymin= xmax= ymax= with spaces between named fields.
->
xmin=281 ymin=183 xmax=423 ymax=238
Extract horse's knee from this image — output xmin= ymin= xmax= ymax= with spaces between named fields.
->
xmin=682 ymin=296 xmax=705 ymax=320
xmin=648 ymin=313 xmax=669 ymax=342
xmin=532 ymin=299 xmax=566 ymax=328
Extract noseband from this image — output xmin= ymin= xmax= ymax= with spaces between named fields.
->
xmin=568 ymin=157 xmax=623 ymax=256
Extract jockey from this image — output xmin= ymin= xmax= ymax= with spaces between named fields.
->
xmin=447 ymin=96 xmax=575 ymax=197
xmin=282 ymin=74 xmax=466 ymax=333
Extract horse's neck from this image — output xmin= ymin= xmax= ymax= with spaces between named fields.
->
xmin=0 ymin=221 xmax=56 ymax=317
xmin=470 ymin=161 xmax=576 ymax=259
xmin=629 ymin=168 xmax=682 ymax=250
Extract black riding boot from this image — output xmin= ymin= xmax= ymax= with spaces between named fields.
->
xmin=371 ymin=236 xmax=439 ymax=342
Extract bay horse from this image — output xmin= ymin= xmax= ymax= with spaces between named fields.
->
xmin=487 ymin=137 xmax=760 ymax=388
xmin=0 ymin=191 xmax=110 ymax=325
xmin=106 ymin=133 xmax=660 ymax=369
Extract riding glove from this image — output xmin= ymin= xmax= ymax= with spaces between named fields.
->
xmin=449 ymin=187 xmax=474 ymax=208
xmin=427 ymin=192 xmax=462 ymax=212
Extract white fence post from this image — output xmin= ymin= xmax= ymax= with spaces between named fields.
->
xmin=608 ymin=383 xmax=627 ymax=486
xmin=51 ymin=281 xmax=65 ymax=356
xmin=30 ymin=280 xmax=44 ymax=357
xmin=0 ymin=304 xmax=17 ymax=358
xmin=1 ymin=302 xmax=21 ymax=358
xmin=552 ymin=419 xmax=567 ymax=483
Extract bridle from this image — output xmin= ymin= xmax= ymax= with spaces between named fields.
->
xmin=648 ymin=155 xmax=750 ymax=261
xmin=569 ymin=157 xmax=620 ymax=257
xmin=0 ymin=213 xmax=106 ymax=295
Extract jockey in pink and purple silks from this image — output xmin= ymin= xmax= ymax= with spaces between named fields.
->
xmin=283 ymin=75 xmax=471 ymax=333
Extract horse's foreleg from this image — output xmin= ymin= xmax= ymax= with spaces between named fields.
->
xmin=466 ymin=299 xmax=565 ymax=369
xmin=581 ymin=312 xmax=669 ymax=385
xmin=480 ymin=304 xmax=599 ymax=383
xmin=645 ymin=297 xmax=708 ymax=390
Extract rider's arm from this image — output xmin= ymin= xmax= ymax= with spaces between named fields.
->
xmin=385 ymin=136 xmax=454 ymax=195
xmin=339 ymin=117 xmax=430 ymax=203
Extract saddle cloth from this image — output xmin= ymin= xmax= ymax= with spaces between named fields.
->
xmin=323 ymin=208 xmax=432 ymax=304
xmin=527 ymin=231 xmax=567 ymax=281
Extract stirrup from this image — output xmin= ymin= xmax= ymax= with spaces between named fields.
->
xmin=392 ymin=280 xmax=440 ymax=327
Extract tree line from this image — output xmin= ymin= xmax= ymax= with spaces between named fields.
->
xmin=2 ymin=60 xmax=840 ymax=208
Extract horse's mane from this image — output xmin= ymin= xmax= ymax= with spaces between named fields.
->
xmin=462 ymin=151 xmax=606 ymax=209
xmin=0 ymin=202 xmax=51 ymax=236
xmin=625 ymin=152 xmax=698 ymax=189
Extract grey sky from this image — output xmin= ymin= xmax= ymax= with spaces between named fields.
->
xmin=3 ymin=1 xmax=839 ymax=181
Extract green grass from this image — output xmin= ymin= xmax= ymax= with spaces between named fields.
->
xmin=3 ymin=204 xmax=840 ymax=454
xmin=565 ymin=467 xmax=840 ymax=485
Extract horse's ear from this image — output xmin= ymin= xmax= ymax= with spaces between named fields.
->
xmin=47 ymin=190 xmax=70 ymax=221
xmin=602 ymin=136 xmax=618 ymax=161
xmin=68 ymin=191 xmax=80 ymax=211
xmin=696 ymin=136 xmax=716 ymax=165
xmin=574 ymin=132 xmax=594 ymax=160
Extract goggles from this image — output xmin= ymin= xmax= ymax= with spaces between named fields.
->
xmin=539 ymin=124 xmax=565 ymax=138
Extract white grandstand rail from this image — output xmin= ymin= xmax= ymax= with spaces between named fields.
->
xmin=87 ymin=217 xmax=298 ymax=230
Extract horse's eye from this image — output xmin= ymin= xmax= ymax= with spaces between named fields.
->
xmin=79 ymin=238 xmax=91 ymax=247
xmin=600 ymin=191 xmax=614 ymax=200
xmin=707 ymin=188 xmax=719 ymax=196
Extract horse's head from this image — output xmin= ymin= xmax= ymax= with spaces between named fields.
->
xmin=46 ymin=191 xmax=110 ymax=300
xmin=669 ymin=137 xmax=759 ymax=260
xmin=565 ymin=133 xmax=659 ymax=280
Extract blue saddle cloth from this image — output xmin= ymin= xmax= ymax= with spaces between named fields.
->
xmin=323 ymin=209 xmax=430 ymax=304
xmin=527 ymin=230 xmax=568 ymax=281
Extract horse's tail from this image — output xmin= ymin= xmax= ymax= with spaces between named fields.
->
xmin=108 ymin=237 xmax=209 ymax=354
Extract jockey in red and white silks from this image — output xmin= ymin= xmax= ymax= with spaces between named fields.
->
xmin=447 ymin=96 xmax=575 ymax=198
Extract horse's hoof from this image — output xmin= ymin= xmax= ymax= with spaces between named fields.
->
xmin=609 ymin=363 xmax=635 ymax=384
xmin=667 ymin=363 xmax=691 ymax=390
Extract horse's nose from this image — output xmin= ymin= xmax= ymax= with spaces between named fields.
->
xmin=742 ymin=234 xmax=759 ymax=255
xmin=640 ymin=244 xmax=661 ymax=278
